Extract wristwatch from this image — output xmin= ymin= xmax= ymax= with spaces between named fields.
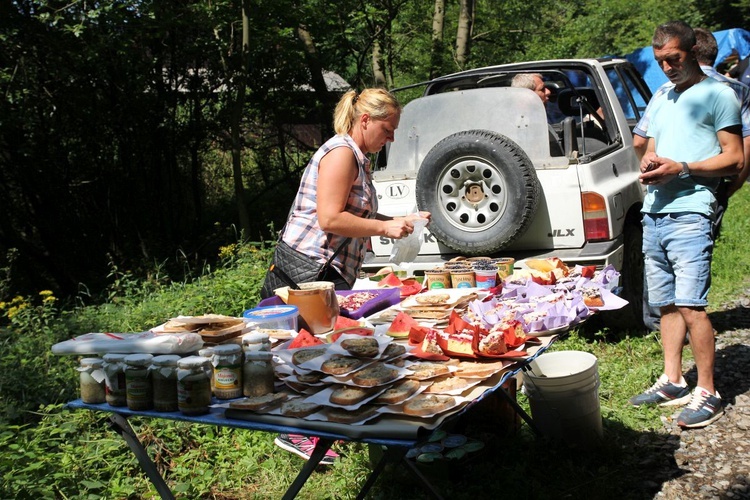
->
xmin=678 ymin=161 xmax=691 ymax=179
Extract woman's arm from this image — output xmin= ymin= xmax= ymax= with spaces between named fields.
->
xmin=316 ymin=148 xmax=416 ymax=239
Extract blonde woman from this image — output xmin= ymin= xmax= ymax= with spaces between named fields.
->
xmin=272 ymin=88 xmax=430 ymax=463
xmin=263 ymin=88 xmax=430 ymax=296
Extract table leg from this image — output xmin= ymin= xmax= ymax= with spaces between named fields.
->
xmin=108 ymin=413 xmax=176 ymax=500
xmin=355 ymin=445 xmax=404 ymax=500
xmin=495 ymin=385 xmax=541 ymax=435
xmin=401 ymin=457 xmax=446 ymax=500
xmin=281 ymin=437 xmax=335 ymax=500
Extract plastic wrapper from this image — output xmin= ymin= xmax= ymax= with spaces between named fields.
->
xmin=51 ymin=331 xmax=204 ymax=356
xmin=389 ymin=217 xmax=428 ymax=265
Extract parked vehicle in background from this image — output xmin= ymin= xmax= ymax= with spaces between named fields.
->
xmin=364 ymin=58 xmax=653 ymax=329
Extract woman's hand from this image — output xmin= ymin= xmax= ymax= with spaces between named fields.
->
xmin=382 ymin=218 xmax=414 ymax=239
xmin=404 ymin=211 xmax=431 ymax=224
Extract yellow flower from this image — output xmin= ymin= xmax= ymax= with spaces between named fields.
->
xmin=218 ymin=244 xmax=237 ymax=260
xmin=39 ymin=290 xmax=53 ymax=297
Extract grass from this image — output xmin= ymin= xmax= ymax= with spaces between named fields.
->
xmin=1 ymin=190 xmax=749 ymax=499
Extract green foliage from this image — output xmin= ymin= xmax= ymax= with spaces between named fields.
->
xmin=523 ymin=0 xmax=705 ymax=60
xmin=0 ymin=292 xmax=78 ymax=424
xmin=710 ymin=187 xmax=750 ymax=307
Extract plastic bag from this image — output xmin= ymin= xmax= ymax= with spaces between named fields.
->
xmin=389 ymin=217 xmax=428 ymax=265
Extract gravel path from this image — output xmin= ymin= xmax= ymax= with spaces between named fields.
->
xmin=649 ymin=293 xmax=750 ymax=499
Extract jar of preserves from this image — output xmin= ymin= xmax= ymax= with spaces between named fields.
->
xmin=151 ymin=354 xmax=181 ymax=412
xmin=242 ymin=351 xmax=275 ymax=397
xmin=78 ymin=357 xmax=106 ymax=404
xmin=198 ymin=347 xmax=215 ymax=392
xmin=124 ymin=353 xmax=154 ymax=411
xmin=102 ymin=353 xmax=128 ymax=406
xmin=177 ymin=356 xmax=212 ymax=416
xmin=242 ymin=331 xmax=271 ymax=353
xmin=198 ymin=347 xmax=215 ymax=358
xmin=211 ymin=344 xmax=243 ymax=399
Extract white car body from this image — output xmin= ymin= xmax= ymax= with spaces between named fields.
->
xmin=365 ymin=58 xmax=652 ymax=328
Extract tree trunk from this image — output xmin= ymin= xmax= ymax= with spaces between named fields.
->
xmin=372 ymin=38 xmax=387 ymax=87
xmin=296 ymin=24 xmax=332 ymax=134
xmin=455 ymin=0 xmax=474 ymax=69
xmin=230 ymin=1 xmax=251 ymax=238
xmin=430 ymin=0 xmax=445 ymax=79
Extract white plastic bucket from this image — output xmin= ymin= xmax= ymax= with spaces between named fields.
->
xmin=522 ymin=350 xmax=603 ymax=447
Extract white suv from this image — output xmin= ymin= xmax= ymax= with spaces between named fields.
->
xmin=365 ymin=59 xmax=652 ymax=329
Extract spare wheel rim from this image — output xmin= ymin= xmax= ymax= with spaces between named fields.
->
xmin=436 ymin=156 xmax=509 ymax=233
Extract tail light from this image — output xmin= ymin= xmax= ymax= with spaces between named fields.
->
xmin=581 ymin=192 xmax=610 ymax=241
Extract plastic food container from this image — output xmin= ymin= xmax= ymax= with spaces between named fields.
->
xmin=242 ymin=305 xmax=299 ymax=331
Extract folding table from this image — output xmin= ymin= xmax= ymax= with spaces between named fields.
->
xmin=66 ymin=335 xmax=558 ymax=500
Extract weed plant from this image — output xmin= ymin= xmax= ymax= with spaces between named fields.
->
xmin=1 ymin=190 xmax=749 ymax=499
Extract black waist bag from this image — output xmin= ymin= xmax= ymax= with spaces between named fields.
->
xmin=260 ymin=239 xmax=348 ymax=299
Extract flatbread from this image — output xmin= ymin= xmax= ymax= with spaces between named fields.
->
xmin=320 ymin=354 xmax=364 ymax=375
xmin=403 ymin=394 xmax=457 ymax=417
xmin=229 ymin=393 xmax=288 ymax=411
xmin=280 ymin=399 xmax=322 ymax=418
xmin=423 ymin=375 xmax=471 ymax=394
xmin=415 ymin=293 xmax=451 ymax=306
xmin=374 ymin=379 xmax=420 ymax=405
xmin=341 ymin=337 xmax=380 ymax=358
xmin=351 ymin=363 xmax=399 ymax=387
xmin=326 ymin=405 xmax=379 ymax=424
xmin=292 ymin=347 xmax=328 ymax=366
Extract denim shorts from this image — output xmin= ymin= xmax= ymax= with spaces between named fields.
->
xmin=642 ymin=212 xmax=714 ymax=308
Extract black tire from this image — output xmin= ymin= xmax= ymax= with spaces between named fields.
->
xmin=415 ymin=130 xmax=541 ymax=255
xmin=600 ymin=215 xmax=646 ymax=331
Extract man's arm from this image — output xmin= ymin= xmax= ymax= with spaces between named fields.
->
xmin=633 ymin=133 xmax=648 ymax=161
xmin=639 ymin=126 xmax=743 ymax=185
xmin=726 ymin=135 xmax=750 ymax=196
xmin=687 ymin=127 xmax=744 ymax=177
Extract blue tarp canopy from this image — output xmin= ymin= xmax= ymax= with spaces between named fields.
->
xmin=625 ymin=28 xmax=750 ymax=92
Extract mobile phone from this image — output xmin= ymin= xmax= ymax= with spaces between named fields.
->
xmin=645 ymin=162 xmax=656 ymax=172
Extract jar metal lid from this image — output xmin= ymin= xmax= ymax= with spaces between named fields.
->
xmin=124 ymin=353 xmax=154 ymax=366
xmin=177 ymin=355 xmax=211 ymax=368
xmin=212 ymin=344 xmax=242 ymax=354
xmin=242 ymin=331 xmax=271 ymax=344
xmin=244 ymin=351 xmax=273 ymax=360
xmin=242 ymin=305 xmax=298 ymax=321
xmin=80 ymin=357 xmax=104 ymax=368
xmin=152 ymin=354 xmax=182 ymax=366
xmin=102 ymin=353 xmax=128 ymax=362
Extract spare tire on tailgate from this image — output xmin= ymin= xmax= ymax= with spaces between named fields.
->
xmin=416 ymin=130 xmax=540 ymax=255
